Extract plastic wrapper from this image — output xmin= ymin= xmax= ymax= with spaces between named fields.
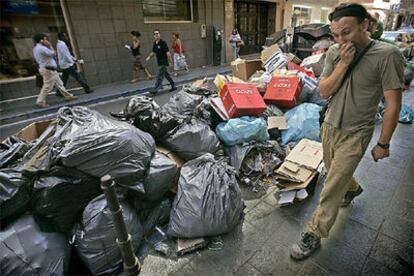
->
xmin=56 ymin=106 xmax=155 ymax=191
xmin=163 ymin=118 xmax=221 ymax=161
xmin=399 ymin=104 xmax=414 ymax=124
xmin=0 ymin=167 xmax=32 ymax=223
xmin=73 ymin=194 xmax=143 ymax=275
xmin=281 ymin=103 xmax=322 ymax=145
xmin=262 ymin=104 xmax=284 ymax=119
xmin=32 ymin=166 xmax=102 ymax=233
xmin=0 ymin=136 xmax=30 ymax=169
xmin=0 ymin=215 xmax=71 ymax=275
xmin=167 ymin=154 xmax=243 ymax=238
xmin=216 ymin=116 xmax=269 ymax=146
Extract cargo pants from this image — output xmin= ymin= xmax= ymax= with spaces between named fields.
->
xmin=307 ymin=123 xmax=373 ymax=238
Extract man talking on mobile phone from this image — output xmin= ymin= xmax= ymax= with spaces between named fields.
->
xmin=290 ymin=3 xmax=405 ymax=260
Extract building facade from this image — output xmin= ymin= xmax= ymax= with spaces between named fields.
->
xmin=0 ymin=0 xmax=226 ymax=99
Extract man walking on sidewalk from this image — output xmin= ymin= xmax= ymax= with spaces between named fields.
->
xmin=56 ymin=32 xmax=93 ymax=95
xmin=33 ymin=33 xmax=76 ymax=108
xmin=290 ymin=3 xmax=404 ymax=260
xmin=146 ymin=29 xmax=176 ymax=95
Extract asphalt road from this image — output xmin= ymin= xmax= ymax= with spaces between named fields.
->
xmin=0 ymin=88 xmax=179 ymax=141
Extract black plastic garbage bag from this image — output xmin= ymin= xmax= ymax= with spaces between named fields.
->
xmin=0 ymin=136 xmax=30 ymax=169
xmin=224 ymin=141 xmax=284 ymax=172
xmin=123 ymin=96 xmax=179 ymax=140
xmin=163 ymin=119 xmax=221 ymax=161
xmin=167 ymin=154 xmax=243 ymax=238
xmin=0 ymin=167 xmax=32 ymax=224
xmin=56 ymin=106 xmax=155 ymax=191
xmin=0 ymin=215 xmax=71 ymax=276
xmin=140 ymin=151 xmax=177 ymax=200
xmin=128 ymin=197 xmax=172 ymax=236
xmin=32 ymin=166 xmax=102 ymax=233
xmin=73 ymin=194 xmax=143 ymax=275
xmin=161 ymin=90 xmax=204 ymax=120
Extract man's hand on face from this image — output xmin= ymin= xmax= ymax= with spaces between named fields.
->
xmin=42 ymin=39 xmax=51 ymax=48
xmin=339 ymin=41 xmax=356 ymax=66
xmin=371 ymin=144 xmax=390 ymax=162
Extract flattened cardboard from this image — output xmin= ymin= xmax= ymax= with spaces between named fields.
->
xmin=285 ymin=139 xmax=323 ymax=170
xmin=278 ymin=171 xmax=317 ymax=191
xmin=267 ymin=116 xmax=288 ymax=130
xmin=210 ymin=97 xmax=230 ymax=121
xmin=261 ymin=44 xmax=281 ymax=63
xmin=177 ymin=238 xmax=206 ymax=255
xmin=231 ymin=59 xmax=263 ymax=81
xmin=276 ymin=161 xmax=314 ymax=183
xmin=16 ymin=119 xmax=54 ymax=141
xmin=157 ymin=146 xmax=185 ymax=194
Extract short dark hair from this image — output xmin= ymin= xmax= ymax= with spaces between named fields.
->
xmin=130 ymin=31 xmax=141 ymax=37
xmin=57 ymin=32 xmax=66 ymax=40
xmin=33 ymin=33 xmax=46 ymax=43
xmin=328 ymin=3 xmax=371 ymax=23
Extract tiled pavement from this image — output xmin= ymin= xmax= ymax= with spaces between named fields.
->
xmin=137 ymin=88 xmax=414 ymax=275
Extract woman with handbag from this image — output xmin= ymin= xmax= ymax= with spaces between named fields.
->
xmin=172 ymin=32 xmax=189 ymax=76
xmin=229 ymin=28 xmax=243 ymax=60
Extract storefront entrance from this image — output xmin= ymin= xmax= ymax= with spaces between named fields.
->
xmin=235 ymin=1 xmax=273 ymax=56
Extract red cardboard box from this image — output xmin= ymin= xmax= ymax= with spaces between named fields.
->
xmin=220 ymin=83 xmax=267 ymax=118
xmin=264 ymin=77 xmax=303 ymax=108
xmin=288 ymin=62 xmax=316 ymax=79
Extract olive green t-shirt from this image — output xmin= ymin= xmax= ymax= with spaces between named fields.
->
xmin=321 ymin=40 xmax=405 ymax=134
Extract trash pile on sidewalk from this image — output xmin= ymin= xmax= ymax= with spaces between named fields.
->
xmin=1 ymin=44 xmax=333 ymax=274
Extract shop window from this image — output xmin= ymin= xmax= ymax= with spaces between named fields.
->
xmin=321 ymin=8 xmax=330 ymax=24
xmin=0 ymin=0 xmax=68 ymax=81
xmin=142 ymin=0 xmax=195 ymax=22
xmin=291 ymin=5 xmax=312 ymax=27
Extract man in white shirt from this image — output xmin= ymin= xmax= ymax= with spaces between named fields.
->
xmin=33 ymin=33 xmax=76 ymax=108
xmin=56 ymin=32 xmax=92 ymax=96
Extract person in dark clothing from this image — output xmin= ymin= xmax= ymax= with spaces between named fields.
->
xmin=56 ymin=32 xmax=92 ymax=96
xmin=128 ymin=31 xmax=153 ymax=83
xmin=146 ymin=29 xmax=176 ymax=95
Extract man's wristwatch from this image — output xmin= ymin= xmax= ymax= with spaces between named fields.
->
xmin=377 ymin=142 xmax=390 ymax=149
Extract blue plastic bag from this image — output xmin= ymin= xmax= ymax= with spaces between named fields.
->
xmin=216 ymin=116 xmax=269 ymax=146
xmin=399 ymin=104 xmax=414 ymax=124
xmin=281 ymin=103 xmax=322 ymax=145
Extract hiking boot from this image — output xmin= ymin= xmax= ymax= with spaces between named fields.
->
xmin=290 ymin=232 xmax=321 ymax=261
xmin=341 ymin=186 xmax=363 ymax=207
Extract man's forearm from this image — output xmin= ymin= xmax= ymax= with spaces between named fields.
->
xmin=378 ymin=103 xmax=401 ymax=144
xmin=319 ymin=61 xmax=349 ymax=98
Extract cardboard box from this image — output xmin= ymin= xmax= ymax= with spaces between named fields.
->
xmin=264 ymin=76 xmax=303 ymax=108
xmin=287 ymin=53 xmax=302 ymax=64
xmin=220 ymin=83 xmax=267 ymax=118
xmin=300 ymin=53 xmax=325 ymax=77
xmin=288 ymin=62 xmax=316 ymax=79
xmin=15 ymin=119 xmax=54 ymax=141
xmin=267 ymin=116 xmax=288 ymax=130
xmin=210 ymin=97 xmax=230 ymax=121
xmin=261 ymin=44 xmax=281 ymax=63
xmin=156 ymin=146 xmax=185 ymax=194
xmin=285 ymin=139 xmax=323 ymax=170
xmin=231 ymin=59 xmax=263 ymax=81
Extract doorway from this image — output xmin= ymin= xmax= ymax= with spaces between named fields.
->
xmin=235 ymin=1 xmax=269 ymax=56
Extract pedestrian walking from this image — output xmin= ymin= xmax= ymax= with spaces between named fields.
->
xmin=127 ymin=31 xmax=153 ymax=83
xmin=56 ymin=32 xmax=93 ymax=95
xmin=33 ymin=33 xmax=76 ymax=108
xmin=290 ymin=3 xmax=404 ymax=260
xmin=146 ymin=29 xmax=176 ymax=95
xmin=171 ymin=32 xmax=189 ymax=76
xmin=229 ymin=28 xmax=243 ymax=60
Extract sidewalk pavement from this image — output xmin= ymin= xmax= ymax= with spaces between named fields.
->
xmin=0 ymin=65 xmax=231 ymax=125
xmin=137 ymin=88 xmax=414 ymax=276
